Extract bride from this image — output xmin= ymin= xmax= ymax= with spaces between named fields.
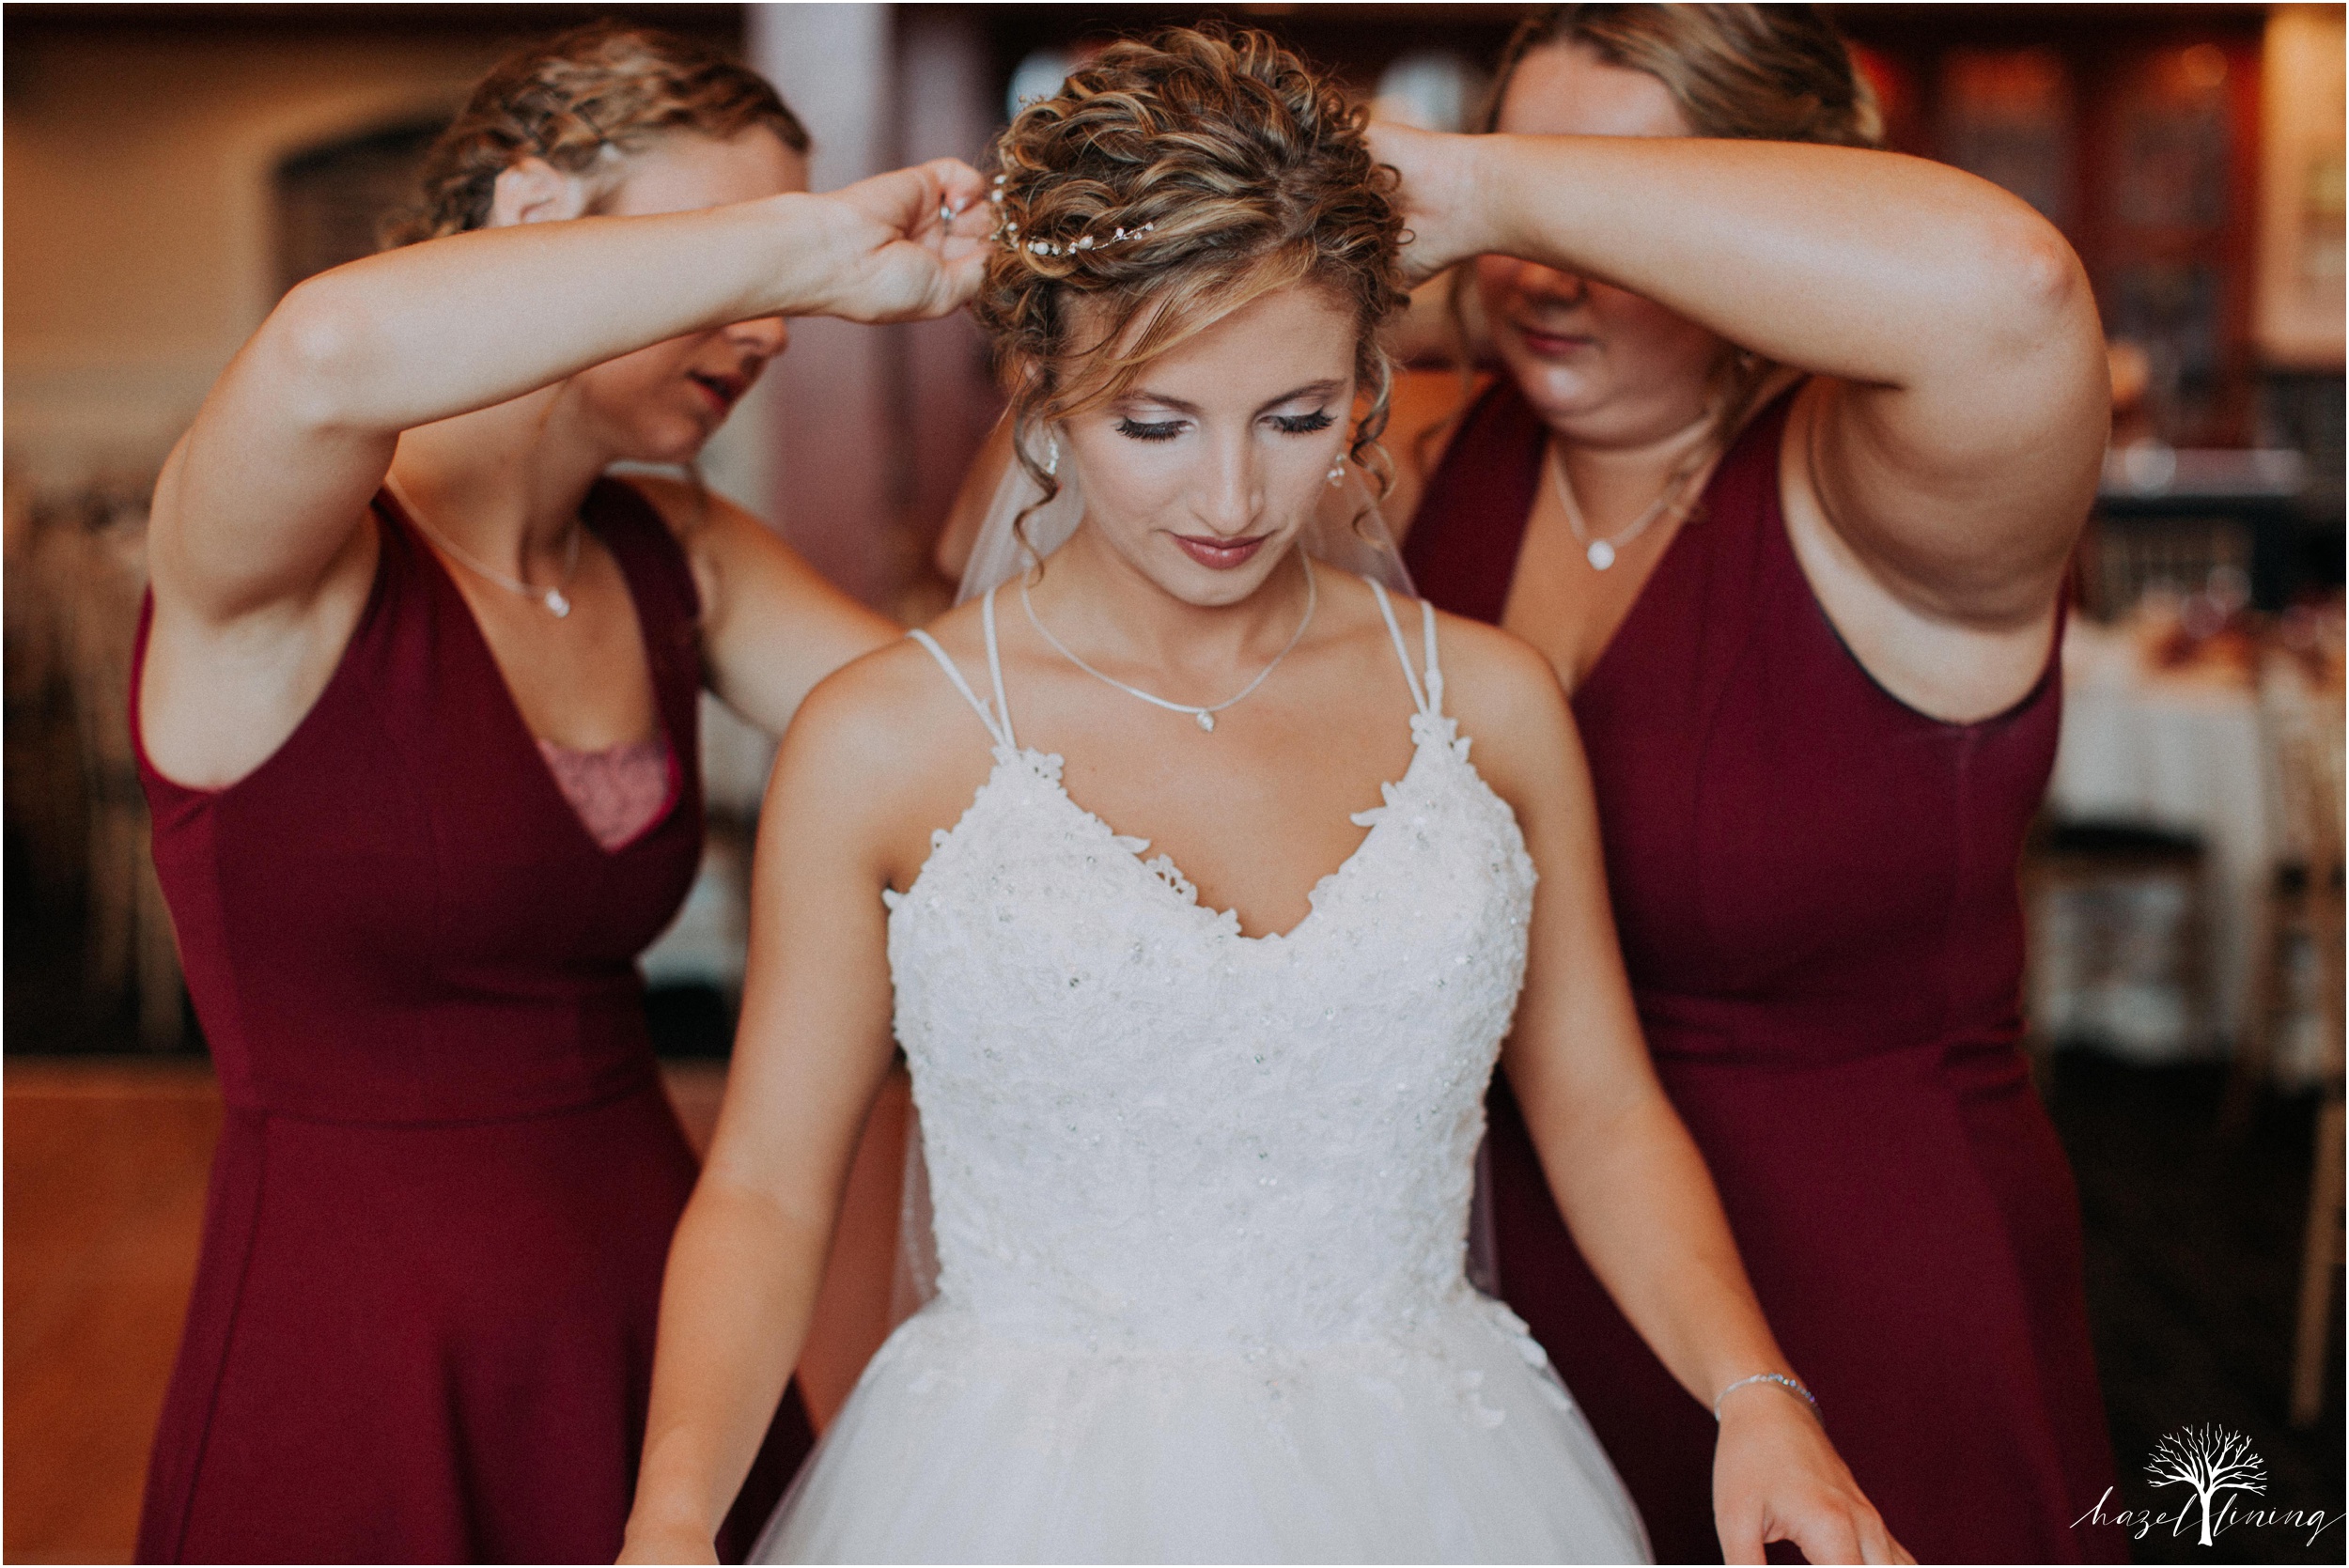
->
xmin=623 ymin=28 xmax=1905 ymax=1565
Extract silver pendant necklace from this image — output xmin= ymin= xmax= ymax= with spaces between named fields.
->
xmin=1546 ymin=426 xmax=1715 ymax=572
xmin=389 ymin=481 xmax=583 ymax=618
xmin=1020 ymin=553 xmax=1316 ymax=733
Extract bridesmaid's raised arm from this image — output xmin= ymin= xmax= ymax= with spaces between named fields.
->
xmin=154 ymin=162 xmax=988 ymax=630
xmin=1369 ymin=119 xmax=2106 ymax=626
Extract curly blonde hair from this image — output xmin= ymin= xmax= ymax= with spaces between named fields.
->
xmin=972 ymin=26 xmax=1410 ymax=526
xmin=382 ymin=19 xmax=807 ymax=247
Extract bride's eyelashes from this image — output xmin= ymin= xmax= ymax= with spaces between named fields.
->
xmin=1114 ymin=417 xmax=1185 ymax=442
xmin=1111 ymin=409 xmax=1337 ymax=442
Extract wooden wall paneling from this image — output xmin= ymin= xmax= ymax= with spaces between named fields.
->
xmin=2221 ymin=32 xmax=2269 ymax=442
xmin=2254 ymin=5 xmax=2346 ymax=370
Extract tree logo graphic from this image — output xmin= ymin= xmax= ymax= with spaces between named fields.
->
xmin=2145 ymin=1424 xmax=2269 ymax=1546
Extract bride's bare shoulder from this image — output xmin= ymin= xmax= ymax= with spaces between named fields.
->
xmin=773 ymin=602 xmax=1002 ymax=807
xmin=1424 ymin=609 xmax=1559 ymax=699
xmin=1416 ymin=604 xmax=1585 ymax=796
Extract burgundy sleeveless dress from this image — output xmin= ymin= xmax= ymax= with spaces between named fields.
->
xmin=1407 ymin=384 xmax=2124 ymax=1564
xmin=131 ymin=481 xmax=811 ymax=1563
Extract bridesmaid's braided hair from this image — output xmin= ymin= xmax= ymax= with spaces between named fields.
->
xmin=973 ymin=26 xmax=1411 ymax=528
xmin=382 ymin=19 xmax=807 ymax=248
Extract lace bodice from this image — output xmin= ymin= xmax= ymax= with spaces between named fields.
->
xmin=890 ymin=583 xmax=1537 ymax=1356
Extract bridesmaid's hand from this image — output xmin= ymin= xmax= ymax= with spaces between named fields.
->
xmin=1712 ymin=1382 xmax=1913 ymax=1564
xmin=1366 ymin=120 xmax=1502 ymax=285
xmin=802 ymin=157 xmax=993 ymax=323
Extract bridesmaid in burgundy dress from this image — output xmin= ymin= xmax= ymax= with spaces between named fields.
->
xmin=131 ymin=23 xmax=990 ymax=1562
xmin=1372 ymin=8 xmax=2125 ymax=1563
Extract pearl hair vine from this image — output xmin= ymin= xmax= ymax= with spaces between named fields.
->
xmin=988 ymin=172 xmax=1156 ymax=258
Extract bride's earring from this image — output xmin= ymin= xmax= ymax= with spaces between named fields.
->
xmin=1046 ymin=434 xmax=1061 ymax=478
xmin=1326 ymin=458 xmax=1345 ymax=488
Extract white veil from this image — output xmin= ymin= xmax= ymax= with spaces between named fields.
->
xmin=955 ymin=422 xmax=1418 ymax=603
xmin=884 ymin=420 xmax=1510 ymax=1329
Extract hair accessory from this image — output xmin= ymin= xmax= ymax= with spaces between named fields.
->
xmin=988 ymin=171 xmax=1156 ymax=257
xmin=1712 ymin=1372 xmax=1820 ymax=1422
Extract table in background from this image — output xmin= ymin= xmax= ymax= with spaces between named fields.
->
xmin=2043 ymin=613 xmax=2340 ymax=1076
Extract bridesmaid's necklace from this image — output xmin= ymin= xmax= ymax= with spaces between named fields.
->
xmin=1546 ymin=415 xmax=1717 ymax=572
xmin=388 ymin=479 xmax=583 ymax=618
xmin=1021 ymin=554 xmax=1316 ymax=734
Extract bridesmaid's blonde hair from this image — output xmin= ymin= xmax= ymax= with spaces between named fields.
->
xmin=1482 ymin=4 xmax=1881 ymax=147
xmin=1456 ymin=5 xmax=1884 ymax=457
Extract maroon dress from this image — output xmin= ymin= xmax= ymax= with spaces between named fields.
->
xmin=1407 ymin=384 xmax=2125 ymax=1564
xmin=131 ymin=481 xmax=810 ymax=1563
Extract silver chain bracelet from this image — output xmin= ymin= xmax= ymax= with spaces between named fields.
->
xmin=1713 ymin=1372 xmax=1821 ymax=1421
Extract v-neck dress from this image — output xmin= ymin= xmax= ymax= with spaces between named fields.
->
xmin=129 ymin=481 xmax=811 ymax=1563
xmin=754 ymin=583 xmax=1645 ymax=1562
xmin=1405 ymin=383 xmax=2123 ymax=1564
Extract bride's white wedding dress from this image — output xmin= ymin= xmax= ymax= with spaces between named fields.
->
xmin=755 ymin=581 xmax=1650 ymax=1563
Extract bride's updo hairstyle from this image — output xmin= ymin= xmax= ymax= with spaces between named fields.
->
xmin=973 ymin=26 xmax=1409 ymax=520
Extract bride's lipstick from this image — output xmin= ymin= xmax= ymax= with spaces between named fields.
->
xmin=1173 ymin=534 xmax=1268 ymax=570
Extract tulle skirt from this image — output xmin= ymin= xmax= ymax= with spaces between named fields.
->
xmin=754 ymin=1292 xmax=1651 ymax=1564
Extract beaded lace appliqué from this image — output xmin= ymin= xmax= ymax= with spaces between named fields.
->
xmin=884 ymin=706 xmax=1537 ymax=1355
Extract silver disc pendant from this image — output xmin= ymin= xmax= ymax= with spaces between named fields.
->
xmin=545 ymin=589 xmax=571 ymax=618
xmin=1586 ymin=539 xmax=1617 ymax=571
xmin=1195 ymin=710 xmax=1216 ymax=732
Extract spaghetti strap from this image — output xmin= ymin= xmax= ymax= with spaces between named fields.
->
xmin=908 ymin=629 xmax=1011 ymax=752
xmin=981 ymin=587 xmax=1018 ymax=749
xmin=1419 ymin=598 xmax=1446 ymax=717
xmin=1366 ymin=580 xmax=1433 ymax=719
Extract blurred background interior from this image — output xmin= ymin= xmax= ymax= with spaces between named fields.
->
xmin=5 ymin=4 xmax=2342 ymax=1561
